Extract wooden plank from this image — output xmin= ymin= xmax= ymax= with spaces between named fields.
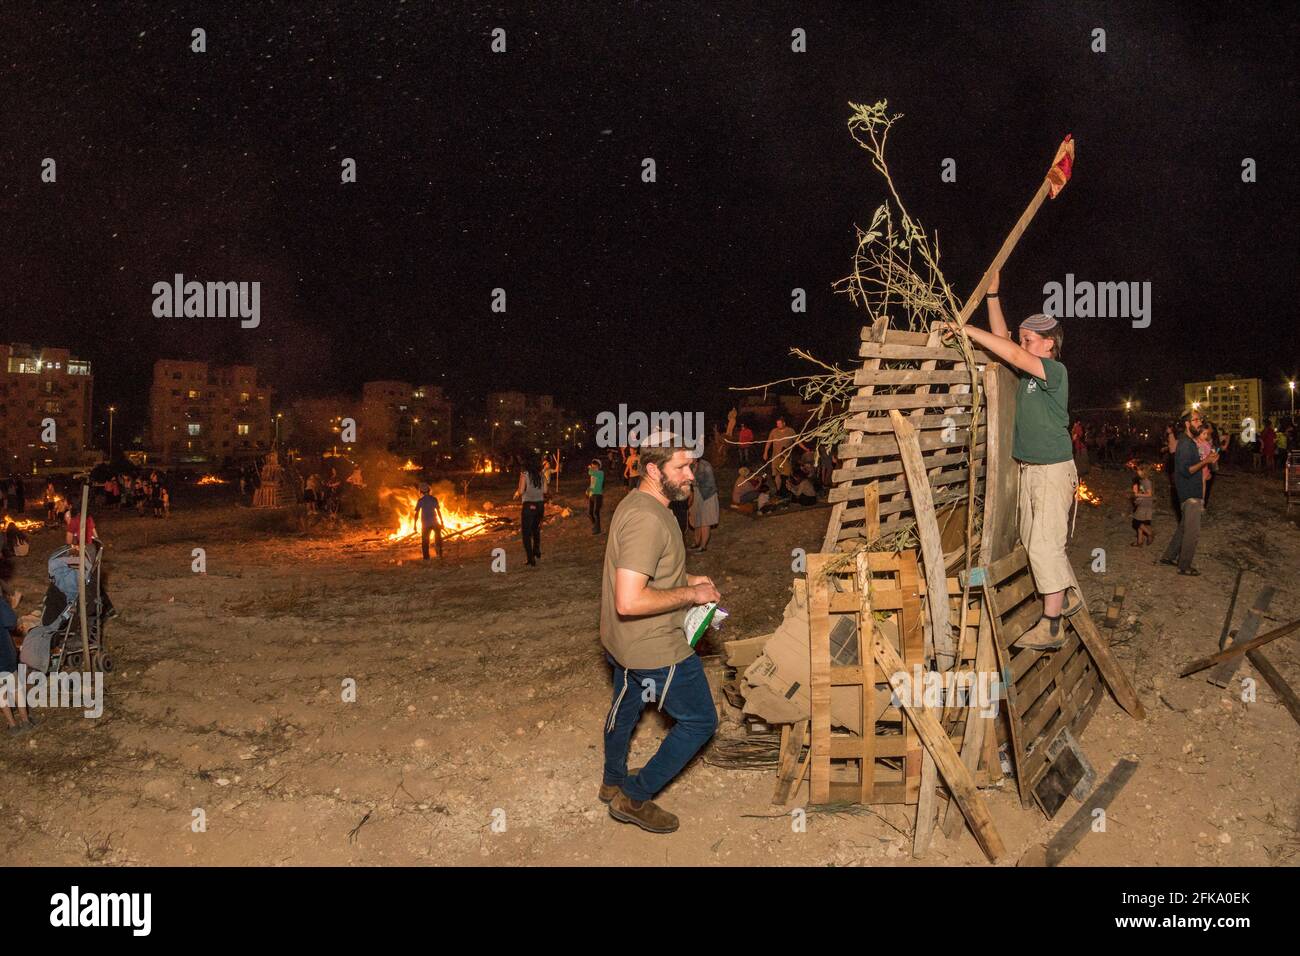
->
xmin=977 ymin=363 xmax=1021 ymax=571
xmin=874 ymin=635 xmax=1006 ymax=862
xmin=1035 ymin=758 xmax=1139 ymax=867
xmin=942 ymin=599 xmax=997 ymax=837
xmin=1246 ymin=650 xmax=1300 ymax=728
xmin=859 ymin=327 xmax=932 ymax=345
xmin=859 ymin=341 xmax=994 ymax=364
xmin=862 ymin=482 xmax=880 ymax=543
xmin=854 ymin=549 xmax=876 ymax=804
xmin=839 ymin=482 xmax=979 ymax=524
xmin=852 ymin=368 xmax=977 ymax=386
xmin=771 ymin=719 xmax=809 ymax=805
xmin=849 ymin=392 xmax=976 ymax=413
xmin=899 ymin=552 xmax=925 ymax=802
xmin=832 ymin=444 xmax=984 ymax=484
xmin=838 ymin=425 xmax=988 ymax=460
xmin=845 ymin=411 xmax=974 ymax=434
xmin=985 ymin=578 xmax=1033 ymax=807
xmin=890 ymin=410 xmax=955 ymax=669
xmin=827 ymin=463 xmax=984 ymax=504
xmin=808 ymin=554 xmax=833 ymax=803
xmin=1180 ymin=616 xmax=1300 ymax=677
xmin=1067 ymin=606 xmax=1146 ymax=719
xmin=1208 ymin=587 xmax=1275 ymax=687
xmin=913 ymin=750 xmax=940 ymax=858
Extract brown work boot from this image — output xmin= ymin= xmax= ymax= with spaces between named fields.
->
xmin=1014 ymin=616 xmax=1067 ymax=651
xmin=597 ymin=767 xmax=642 ymax=804
xmin=608 ymin=791 xmax=679 ymax=833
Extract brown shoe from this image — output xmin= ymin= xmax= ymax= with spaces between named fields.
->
xmin=1014 ymin=616 xmax=1067 ymax=651
xmin=598 ymin=767 xmax=643 ymax=804
xmin=608 ymin=791 xmax=679 ymax=833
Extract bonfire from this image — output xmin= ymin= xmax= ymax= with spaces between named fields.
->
xmin=197 ymin=474 xmax=228 ymax=485
xmin=1076 ymin=481 xmax=1102 ymax=506
xmin=3 ymin=514 xmax=42 ymax=533
xmin=379 ymin=486 xmax=498 ymax=541
xmin=400 ymin=459 xmax=422 ymax=472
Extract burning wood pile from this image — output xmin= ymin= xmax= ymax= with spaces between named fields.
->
xmin=378 ymin=485 xmax=512 ymax=542
xmin=3 ymin=514 xmax=42 ymax=533
xmin=197 ymin=474 xmax=228 ymax=485
xmin=1075 ymin=480 xmax=1101 ymax=506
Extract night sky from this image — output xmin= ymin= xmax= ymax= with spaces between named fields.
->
xmin=3 ymin=2 xmax=1296 ymax=444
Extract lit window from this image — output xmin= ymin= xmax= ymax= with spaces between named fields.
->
xmin=188 ymin=389 xmax=200 ymax=399
xmin=237 ymin=424 xmax=250 ymax=435
xmin=188 ymin=424 xmax=201 ymax=436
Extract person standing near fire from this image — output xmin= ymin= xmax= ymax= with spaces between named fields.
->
xmin=945 ymin=270 xmax=1082 ymax=651
xmin=586 ymin=458 xmax=605 ymax=535
xmin=598 ymin=431 xmax=720 ymax=834
xmin=414 ymin=483 xmax=444 ymax=560
xmin=513 ymin=454 xmax=545 ymax=566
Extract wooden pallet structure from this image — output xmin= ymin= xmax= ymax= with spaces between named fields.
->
xmin=981 ymin=545 xmax=1145 ymax=811
xmin=774 ymin=549 xmax=1005 ymax=860
xmin=822 ymin=317 xmax=993 ymax=555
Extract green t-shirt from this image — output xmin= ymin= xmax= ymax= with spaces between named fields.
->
xmin=589 ymin=467 xmax=606 ymax=495
xmin=1013 ymin=358 xmax=1072 ymax=464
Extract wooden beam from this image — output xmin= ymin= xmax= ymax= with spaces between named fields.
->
xmin=1067 ymin=605 xmax=1146 ymax=719
xmin=808 ymin=555 xmax=833 ymax=804
xmin=942 ymin=599 xmax=996 ymax=838
xmin=874 ymin=635 xmax=1005 ymax=862
xmin=1208 ymin=587 xmax=1275 ymax=688
xmin=1179 ymin=617 xmax=1300 ymax=677
xmin=1246 ymin=650 xmax=1300 ymax=728
xmin=890 ymin=410 xmax=955 ymax=670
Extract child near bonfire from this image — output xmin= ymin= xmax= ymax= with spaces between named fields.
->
xmin=1131 ymin=462 xmax=1154 ymax=546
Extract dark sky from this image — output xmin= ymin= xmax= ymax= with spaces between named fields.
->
xmin=2 ymin=2 xmax=1297 ymax=443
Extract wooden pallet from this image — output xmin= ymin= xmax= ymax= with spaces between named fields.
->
xmin=822 ymin=321 xmax=989 ymax=552
xmin=796 ymin=549 xmax=993 ymax=809
xmin=982 ymin=546 xmax=1111 ymax=809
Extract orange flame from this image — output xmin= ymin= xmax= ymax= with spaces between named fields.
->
xmin=1076 ymin=481 xmax=1102 ymax=506
xmin=400 ymin=459 xmax=422 ymax=472
xmin=197 ymin=474 xmax=228 ymax=485
xmin=2 ymin=514 xmax=41 ymax=533
xmin=379 ymin=486 xmax=494 ymax=540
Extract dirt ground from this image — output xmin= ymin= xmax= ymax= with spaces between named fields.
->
xmin=3 ymin=464 xmax=1298 ymax=867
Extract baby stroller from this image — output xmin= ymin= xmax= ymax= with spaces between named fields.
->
xmin=43 ymin=541 xmax=113 ymax=674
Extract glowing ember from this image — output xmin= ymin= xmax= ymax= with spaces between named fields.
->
xmin=1076 ymin=481 xmax=1102 ymax=506
xmin=400 ymin=459 xmax=422 ymax=472
xmin=197 ymin=474 xmax=228 ymax=485
xmin=2 ymin=514 xmax=41 ymax=533
xmin=380 ymin=486 xmax=495 ymax=540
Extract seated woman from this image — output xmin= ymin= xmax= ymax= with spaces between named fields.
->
xmin=732 ymin=467 xmax=760 ymax=505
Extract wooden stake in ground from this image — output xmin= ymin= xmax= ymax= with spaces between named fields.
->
xmin=1246 ymin=650 xmax=1300 ymax=729
xmin=1208 ymin=586 xmax=1274 ymax=688
xmin=874 ymin=634 xmax=1005 ymax=862
xmin=77 ymin=483 xmax=91 ymax=668
xmin=889 ymin=410 xmax=954 ymax=670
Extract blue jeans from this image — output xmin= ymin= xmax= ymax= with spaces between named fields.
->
xmin=602 ymin=651 xmax=718 ymax=802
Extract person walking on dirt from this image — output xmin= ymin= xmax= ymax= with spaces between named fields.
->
xmin=598 ymin=431 xmax=720 ymax=834
xmin=513 ymin=454 xmax=546 ymax=566
xmin=414 ymin=483 xmax=444 ymax=560
xmin=947 ymin=270 xmax=1082 ymax=651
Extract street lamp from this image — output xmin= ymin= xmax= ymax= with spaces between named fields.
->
xmin=107 ymin=406 xmax=117 ymax=460
xmin=492 ymin=421 xmax=500 ymax=451
xmin=274 ymin=412 xmax=283 ymax=443
xmin=1290 ymin=380 xmax=1296 ymax=420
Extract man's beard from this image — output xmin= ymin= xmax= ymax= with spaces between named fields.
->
xmin=661 ymin=475 xmax=693 ymax=502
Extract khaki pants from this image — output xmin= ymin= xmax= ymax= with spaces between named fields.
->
xmin=1017 ymin=459 xmax=1078 ymax=596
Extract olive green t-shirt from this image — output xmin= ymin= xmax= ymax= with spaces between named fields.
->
xmin=1013 ymin=358 xmax=1072 ymax=464
xmin=600 ymin=490 xmax=693 ymax=669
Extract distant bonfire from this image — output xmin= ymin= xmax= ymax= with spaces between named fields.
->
xmin=197 ymin=474 xmax=228 ymax=485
